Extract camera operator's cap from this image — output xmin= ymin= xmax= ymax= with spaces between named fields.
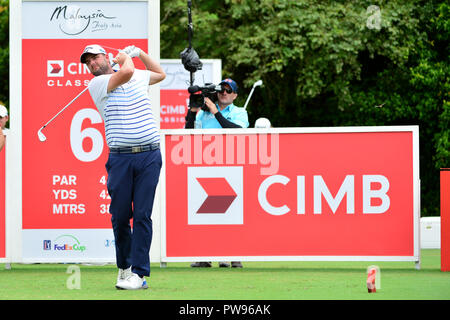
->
xmin=220 ymin=78 xmax=239 ymax=93
xmin=0 ymin=105 xmax=7 ymax=117
xmin=80 ymin=44 xmax=107 ymax=63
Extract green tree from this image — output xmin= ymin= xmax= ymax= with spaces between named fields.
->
xmin=347 ymin=1 xmax=449 ymax=215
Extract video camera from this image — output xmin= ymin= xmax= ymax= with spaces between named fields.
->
xmin=180 ymin=1 xmax=217 ymax=112
xmin=188 ymin=83 xmax=222 ymax=111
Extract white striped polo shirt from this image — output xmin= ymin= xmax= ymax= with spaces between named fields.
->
xmin=88 ymin=69 xmax=159 ymax=148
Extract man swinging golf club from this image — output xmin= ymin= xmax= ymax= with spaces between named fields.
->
xmin=80 ymin=44 xmax=165 ymax=290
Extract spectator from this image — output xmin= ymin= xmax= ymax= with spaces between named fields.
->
xmin=185 ymin=78 xmax=249 ymax=129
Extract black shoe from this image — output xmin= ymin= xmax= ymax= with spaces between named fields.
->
xmin=231 ymin=261 xmax=243 ymax=268
xmin=190 ymin=262 xmax=212 ymax=268
xmin=219 ymin=262 xmax=230 ymax=268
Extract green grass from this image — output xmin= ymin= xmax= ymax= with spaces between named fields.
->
xmin=0 ymin=250 xmax=449 ymax=300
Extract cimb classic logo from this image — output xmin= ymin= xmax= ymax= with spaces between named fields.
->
xmin=188 ymin=166 xmax=243 ymax=225
xmin=46 ymin=60 xmax=93 ymax=88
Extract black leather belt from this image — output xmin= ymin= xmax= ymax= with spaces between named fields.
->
xmin=109 ymin=143 xmax=160 ymax=154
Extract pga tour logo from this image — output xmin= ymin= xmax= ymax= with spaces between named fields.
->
xmin=188 ymin=166 xmax=243 ymax=225
xmin=47 ymin=60 xmax=64 ymax=77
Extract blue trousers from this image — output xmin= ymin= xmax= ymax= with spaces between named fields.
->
xmin=105 ymin=149 xmax=162 ymax=277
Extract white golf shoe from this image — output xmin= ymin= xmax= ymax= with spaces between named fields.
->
xmin=116 ymin=266 xmax=132 ymax=288
xmin=116 ymin=272 xmax=148 ymax=290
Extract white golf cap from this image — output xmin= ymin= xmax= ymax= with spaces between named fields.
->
xmin=0 ymin=105 xmax=8 ymax=117
xmin=254 ymin=117 xmax=271 ymax=128
xmin=80 ymin=44 xmax=107 ymax=63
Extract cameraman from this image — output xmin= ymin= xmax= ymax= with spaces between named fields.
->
xmin=185 ymin=79 xmax=247 ymax=269
xmin=185 ymin=78 xmax=249 ymax=129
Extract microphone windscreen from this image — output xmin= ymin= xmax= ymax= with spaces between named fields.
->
xmin=188 ymin=85 xmax=200 ymax=93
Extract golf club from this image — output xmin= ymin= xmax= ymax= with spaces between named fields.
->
xmin=243 ymin=79 xmax=263 ymax=110
xmin=37 ymin=86 xmax=89 ymax=142
xmin=37 ymin=59 xmax=118 ymax=142
xmin=101 ymin=45 xmax=120 ymax=51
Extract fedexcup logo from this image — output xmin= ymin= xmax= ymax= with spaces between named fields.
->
xmin=43 ymin=234 xmax=87 ymax=252
xmin=47 ymin=60 xmax=64 ymax=77
xmin=188 ymin=166 xmax=243 ymax=225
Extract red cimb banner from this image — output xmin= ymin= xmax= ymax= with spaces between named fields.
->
xmin=162 ymin=128 xmax=419 ymax=261
xmin=0 ymin=148 xmax=5 ymax=258
xmin=22 ymin=38 xmax=148 ymax=229
xmin=441 ymin=169 xmax=450 ymax=271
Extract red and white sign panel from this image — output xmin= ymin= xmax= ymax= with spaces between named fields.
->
xmin=21 ymin=1 xmax=150 ymax=261
xmin=22 ymin=38 xmax=147 ymax=229
xmin=0 ymin=148 xmax=5 ymax=259
xmin=162 ymin=127 xmax=420 ymax=261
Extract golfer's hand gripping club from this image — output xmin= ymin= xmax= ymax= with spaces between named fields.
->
xmin=121 ymin=45 xmax=142 ymax=58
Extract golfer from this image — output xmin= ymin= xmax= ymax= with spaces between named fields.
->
xmin=81 ymin=44 xmax=165 ymax=290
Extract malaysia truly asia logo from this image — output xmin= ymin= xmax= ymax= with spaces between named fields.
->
xmin=43 ymin=234 xmax=87 ymax=252
xmin=50 ymin=5 xmax=117 ymax=35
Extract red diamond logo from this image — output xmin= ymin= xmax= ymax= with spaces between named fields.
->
xmin=47 ymin=60 xmax=64 ymax=77
xmin=196 ymin=177 xmax=237 ymax=214
xmin=50 ymin=64 xmax=62 ymax=74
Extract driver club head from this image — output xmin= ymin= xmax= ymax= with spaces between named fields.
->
xmin=254 ymin=80 xmax=263 ymax=87
xmin=37 ymin=128 xmax=47 ymax=142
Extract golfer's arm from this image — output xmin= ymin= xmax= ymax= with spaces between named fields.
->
xmin=139 ymin=51 xmax=166 ymax=85
xmin=107 ymin=56 xmax=135 ymax=92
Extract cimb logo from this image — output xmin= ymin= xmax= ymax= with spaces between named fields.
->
xmin=47 ymin=60 xmax=64 ymax=77
xmin=47 ymin=60 xmax=92 ymax=77
xmin=188 ymin=166 xmax=243 ymax=225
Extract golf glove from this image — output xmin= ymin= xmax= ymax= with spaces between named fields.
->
xmin=122 ymin=45 xmax=141 ymax=58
